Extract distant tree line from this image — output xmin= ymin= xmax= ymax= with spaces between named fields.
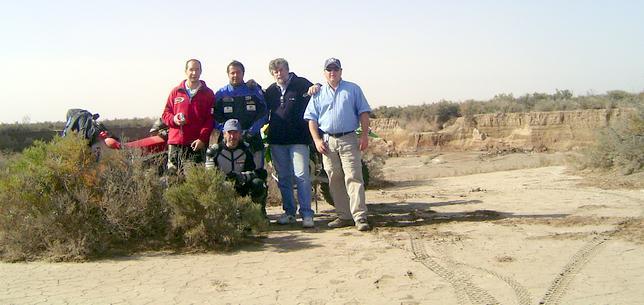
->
xmin=372 ymin=90 xmax=643 ymax=131
xmin=0 ymin=118 xmax=156 ymax=153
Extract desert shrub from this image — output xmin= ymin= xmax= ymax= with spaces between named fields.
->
xmin=164 ymin=165 xmax=267 ymax=249
xmin=435 ymin=101 xmax=460 ymax=128
xmin=0 ymin=135 xmax=268 ymax=261
xmin=374 ymin=101 xmax=462 ymax=131
xmin=579 ymin=105 xmax=644 ymax=175
xmin=0 ymin=135 xmax=167 ymax=261
xmin=95 ymin=149 xmax=169 ymax=242
xmin=362 ymin=150 xmax=387 ymax=188
xmin=0 ymin=151 xmax=14 ymax=171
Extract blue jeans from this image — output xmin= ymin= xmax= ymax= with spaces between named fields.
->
xmin=271 ymin=144 xmax=313 ymax=218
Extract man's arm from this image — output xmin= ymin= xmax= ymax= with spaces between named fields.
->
xmin=249 ymin=86 xmax=267 ymax=135
xmin=358 ymin=112 xmax=370 ymax=151
xmin=300 ymin=78 xmax=314 ymax=103
xmin=307 ymin=83 xmax=322 ymax=96
xmin=195 ymin=92 xmax=215 ymax=149
xmin=213 ymin=91 xmax=225 ymax=132
xmin=186 ymin=91 xmax=215 ymax=151
xmin=162 ymin=92 xmax=178 ymax=128
xmin=308 ymin=120 xmax=328 ymax=154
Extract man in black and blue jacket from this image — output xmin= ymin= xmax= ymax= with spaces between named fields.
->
xmin=214 ymin=60 xmax=267 ymax=169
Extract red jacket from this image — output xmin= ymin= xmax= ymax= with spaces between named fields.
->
xmin=162 ymin=80 xmax=215 ymax=145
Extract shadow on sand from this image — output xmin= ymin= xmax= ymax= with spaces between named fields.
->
xmin=367 ymin=200 xmax=569 ymax=228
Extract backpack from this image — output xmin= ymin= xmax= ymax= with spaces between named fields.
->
xmin=62 ymin=109 xmax=104 ymax=145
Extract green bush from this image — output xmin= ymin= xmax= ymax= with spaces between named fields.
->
xmin=435 ymin=100 xmax=460 ymax=128
xmin=580 ymin=105 xmax=644 ymax=175
xmin=0 ymin=135 xmax=268 ymax=261
xmin=0 ymin=135 xmax=167 ymax=261
xmin=95 ymin=149 xmax=169 ymax=242
xmin=164 ymin=165 xmax=267 ymax=249
xmin=0 ymin=151 xmax=13 ymax=171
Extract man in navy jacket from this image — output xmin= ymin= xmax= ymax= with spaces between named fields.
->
xmin=264 ymin=58 xmax=315 ymax=228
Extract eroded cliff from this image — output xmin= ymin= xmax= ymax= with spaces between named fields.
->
xmin=371 ymin=108 xmax=634 ymax=152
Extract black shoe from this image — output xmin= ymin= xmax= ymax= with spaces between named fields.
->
xmin=355 ymin=218 xmax=371 ymax=231
xmin=327 ymin=218 xmax=354 ymax=229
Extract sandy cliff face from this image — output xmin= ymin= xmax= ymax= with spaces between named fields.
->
xmin=371 ymin=108 xmax=634 ymax=152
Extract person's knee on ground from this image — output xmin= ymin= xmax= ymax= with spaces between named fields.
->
xmin=249 ymin=178 xmax=268 ymax=216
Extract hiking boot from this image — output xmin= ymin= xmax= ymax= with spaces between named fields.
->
xmin=302 ymin=217 xmax=315 ymax=228
xmin=355 ymin=218 xmax=371 ymax=231
xmin=277 ymin=213 xmax=296 ymax=225
xmin=327 ymin=218 xmax=354 ymax=229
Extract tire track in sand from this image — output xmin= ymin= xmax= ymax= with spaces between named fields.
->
xmin=537 ymin=234 xmax=610 ymax=305
xmin=407 ymin=231 xmax=500 ymax=305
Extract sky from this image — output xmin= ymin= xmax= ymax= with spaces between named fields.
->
xmin=1 ymin=0 xmax=643 ymax=123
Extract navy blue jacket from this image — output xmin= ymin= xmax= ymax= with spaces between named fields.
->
xmin=264 ymin=73 xmax=313 ymax=145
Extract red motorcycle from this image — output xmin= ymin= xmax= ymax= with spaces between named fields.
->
xmin=63 ymin=109 xmax=169 ymax=173
xmin=103 ymin=119 xmax=169 ymax=175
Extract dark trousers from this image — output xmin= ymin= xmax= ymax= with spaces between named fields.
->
xmin=167 ymin=144 xmax=205 ymax=174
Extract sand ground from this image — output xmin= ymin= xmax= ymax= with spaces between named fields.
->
xmin=1 ymin=152 xmax=643 ymax=305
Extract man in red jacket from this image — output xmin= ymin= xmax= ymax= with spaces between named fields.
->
xmin=162 ymin=59 xmax=215 ymax=173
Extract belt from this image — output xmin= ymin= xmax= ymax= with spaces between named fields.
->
xmin=326 ymin=131 xmax=354 ymax=138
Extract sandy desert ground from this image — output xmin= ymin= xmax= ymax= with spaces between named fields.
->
xmin=1 ymin=152 xmax=643 ymax=305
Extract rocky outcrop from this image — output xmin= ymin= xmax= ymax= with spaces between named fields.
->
xmin=372 ymin=108 xmax=634 ymax=152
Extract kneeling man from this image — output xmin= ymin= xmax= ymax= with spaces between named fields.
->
xmin=206 ymin=119 xmax=267 ymax=217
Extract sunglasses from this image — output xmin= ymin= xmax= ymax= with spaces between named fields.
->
xmin=325 ymin=67 xmax=340 ymax=72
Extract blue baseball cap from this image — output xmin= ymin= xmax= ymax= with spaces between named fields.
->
xmin=324 ymin=58 xmax=341 ymax=69
xmin=223 ymin=119 xmax=241 ymax=132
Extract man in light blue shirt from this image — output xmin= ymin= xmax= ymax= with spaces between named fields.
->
xmin=303 ymin=58 xmax=372 ymax=231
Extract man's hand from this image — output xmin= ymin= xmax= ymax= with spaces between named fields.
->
xmin=191 ymin=139 xmax=205 ymax=151
xmin=173 ymin=113 xmax=186 ymax=126
xmin=246 ymin=79 xmax=258 ymax=89
xmin=226 ymin=172 xmax=242 ymax=185
xmin=359 ymin=133 xmax=369 ymax=151
xmin=314 ymin=138 xmax=328 ymax=154
xmin=307 ymin=83 xmax=321 ymax=96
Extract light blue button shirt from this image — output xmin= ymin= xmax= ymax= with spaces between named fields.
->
xmin=303 ymin=80 xmax=371 ymax=134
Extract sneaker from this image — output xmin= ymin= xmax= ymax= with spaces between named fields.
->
xmin=302 ymin=217 xmax=314 ymax=228
xmin=277 ymin=214 xmax=296 ymax=225
xmin=327 ymin=218 xmax=354 ymax=229
xmin=355 ymin=218 xmax=371 ymax=231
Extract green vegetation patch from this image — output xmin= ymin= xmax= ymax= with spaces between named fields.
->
xmin=165 ymin=165 xmax=268 ymax=249
xmin=578 ymin=104 xmax=644 ymax=175
xmin=0 ymin=135 xmax=266 ymax=262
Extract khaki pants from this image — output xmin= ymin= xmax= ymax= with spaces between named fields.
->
xmin=322 ymin=133 xmax=367 ymax=221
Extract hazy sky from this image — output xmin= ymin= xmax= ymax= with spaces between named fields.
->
xmin=1 ymin=0 xmax=642 ymax=123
